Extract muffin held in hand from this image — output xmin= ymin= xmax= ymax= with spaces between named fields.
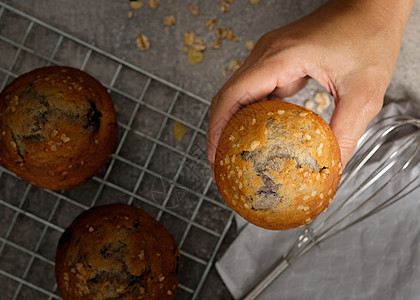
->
xmin=0 ymin=66 xmax=118 ymax=190
xmin=214 ymin=100 xmax=342 ymax=230
xmin=55 ymin=204 xmax=179 ymax=300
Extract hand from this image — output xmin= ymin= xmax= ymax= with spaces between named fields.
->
xmin=207 ymin=0 xmax=415 ymax=170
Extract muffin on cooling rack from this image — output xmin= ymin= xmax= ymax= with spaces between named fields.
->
xmin=55 ymin=204 xmax=179 ymax=300
xmin=0 ymin=66 xmax=118 ymax=190
xmin=214 ymin=100 xmax=342 ymax=230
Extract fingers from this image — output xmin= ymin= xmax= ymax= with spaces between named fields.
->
xmin=329 ymin=92 xmax=383 ymax=167
xmin=206 ymin=59 xmax=306 ymax=167
xmin=267 ymin=77 xmax=309 ymax=100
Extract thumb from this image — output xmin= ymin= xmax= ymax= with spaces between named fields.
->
xmin=329 ymin=95 xmax=383 ymax=168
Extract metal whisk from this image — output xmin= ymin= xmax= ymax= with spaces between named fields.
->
xmin=243 ymin=114 xmax=420 ymax=300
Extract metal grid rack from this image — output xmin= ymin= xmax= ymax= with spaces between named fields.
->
xmin=0 ymin=2 xmax=235 ymax=299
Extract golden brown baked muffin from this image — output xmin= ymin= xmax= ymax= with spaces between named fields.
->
xmin=55 ymin=204 xmax=179 ymax=300
xmin=214 ymin=100 xmax=342 ymax=230
xmin=0 ymin=66 xmax=118 ymax=190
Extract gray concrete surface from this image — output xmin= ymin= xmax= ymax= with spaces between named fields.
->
xmin=3 ymin=0 xmax=419 ymax=103
xmin=1 ymin=0 xmax=420 ymax=299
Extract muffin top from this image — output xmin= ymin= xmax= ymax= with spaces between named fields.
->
xmin=214 ymin=100 xmax=342 ymax=230
xmin=0 ymin=66 xmax=118 ymax=190
xmin=55 ymin=204 xmax=179 ymax=300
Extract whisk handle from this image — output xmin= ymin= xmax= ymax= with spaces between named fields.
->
xmin=242 ymin=257 xmax=290 ymax=300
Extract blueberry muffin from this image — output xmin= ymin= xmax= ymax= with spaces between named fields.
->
xmin=214 ymin=100 xmax=342 ymax=230
xmin=0 ymin=66 xmax=118 ymax=190
xmin=55 ymin=204 xmax=179 ymax=299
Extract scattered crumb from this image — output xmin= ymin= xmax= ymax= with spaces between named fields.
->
xmin=127 ymin=11 xmax=134 ymax=19
xmin=304 ymin=99 xmax=315 ymax=110
xmin=188 ymin=5 xmax=199 ymax=16
xmin=250 ymin=0 xmax=261 ymax=4
xmin=183 ymin=31 xmax=195 ymax=46
xmin=192 ymin=38 xmax=206 ymax=51
xmin=245 ymin=40 xmax=254 ymax=51
xmin=136 ymin=34 xmax=150 ymax=50
xmin=229 ymin=59 xmax=242 ymax=72
xmin=225 ymin=28 xmax=238 ymax=41
xmin=182 ymin=44 xmax=189 ymax=54
xmin=222 ymin=69 xmax=228 ymax=76
xmin=314 ymin=91 xmax=331 ymax=113
xmin=210 ymin=40 xmax=222 ymax=49
xmin=163 ymin=15 xmax=177 ymax=26
xmin=130 ymin=1 xmax=143 ymax=9
xmin=219 ymin=1 xmax=230 ymax=12
xmin=188 ymin=47 xmax=204 ymax=65
xmin=217 ymin=27 xmax=238 ymax=41
xmin=206 ymin=18 xmax=218 ymax=31
xmin=148 ymin=0 xmax=159 ymax=9
xmin=216 ymin=27 xmax=227 ymax=39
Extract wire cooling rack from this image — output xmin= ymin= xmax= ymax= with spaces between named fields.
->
xmin=0 ymin=2 xmax=235 ymax=299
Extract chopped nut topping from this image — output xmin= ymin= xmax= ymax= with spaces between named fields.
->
xmin=188 ymin=5 xmax=199 ymax=16
xmin=158 ymin=274 xmax=165 ymax=282
xmin=10 ymin=141 xmax=16 ymax=148
xmin=88 ymin=226 xmax=94 ymax=232
xmin=163 ymin=15 xmax=177 ymax=26
xmin=206 ymin=18 xmax=218 ymax=30
xmin=250 ymin=140 xmax=260 ymax=150
xmin=61 ymin=134 xmax=70 ymax=143
xmin=167 ymin=290 xmax=173 ymax=296
xmin=136 ymin=34 xmax=150 ymax=51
